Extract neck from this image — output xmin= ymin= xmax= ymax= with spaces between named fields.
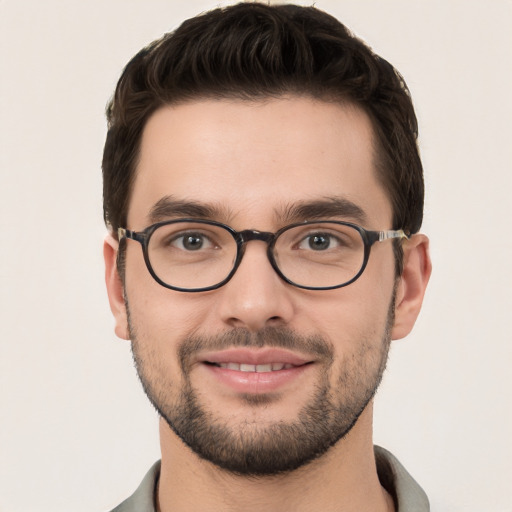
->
xmin=156 ymin=406 xmax=394 ymax=512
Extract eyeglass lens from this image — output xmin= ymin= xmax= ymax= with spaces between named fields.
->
xmin=146 ymin=221 xmax=366 ymax=290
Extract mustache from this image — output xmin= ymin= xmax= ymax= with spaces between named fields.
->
xmin=178 ymin=326 xmax=334 ymax=371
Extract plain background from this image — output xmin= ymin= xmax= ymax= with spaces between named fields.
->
xmin=1 ymin=1 xmax=511 ymax=510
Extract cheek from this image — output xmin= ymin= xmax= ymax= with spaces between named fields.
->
xmin=124 ymin=254 xmax=217 ymax=357
xmin=126 ymin=286 xmax=208 ymax=394
xmin=302 ymin=276 xmax=395 ymax=354
xmin=127 ymin=288 xmax=208 ymax=345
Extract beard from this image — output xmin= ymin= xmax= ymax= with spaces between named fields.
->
xmin=128 ymin=299 xmax=394 ymax=477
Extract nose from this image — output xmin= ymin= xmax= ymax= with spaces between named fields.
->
xmin=215 ymin=240 xmax=295 ymax=332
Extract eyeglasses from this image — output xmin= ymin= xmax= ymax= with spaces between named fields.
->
xmin=118 ymin=219 xmax=407 ymax=292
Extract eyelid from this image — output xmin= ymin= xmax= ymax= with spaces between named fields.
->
xmin=297 ymin=235 xmax=338 ymax=249
xmin=285 ymin=223 xmax=355 ymax=236
xmin=159 ymin=225 xmax=227 ymax=249
xmin=167 ymin=233 xmax=212 ymax=252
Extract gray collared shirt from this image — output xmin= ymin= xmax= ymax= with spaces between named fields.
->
xmin=109 ymin=446 xmax=429 ymax=511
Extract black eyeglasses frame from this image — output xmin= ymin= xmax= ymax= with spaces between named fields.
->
xmin=118 ymin=218 xmax=407 ymax=292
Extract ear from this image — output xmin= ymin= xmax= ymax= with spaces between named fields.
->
xmin=104 ymin=234 xmax=130 ymax=340
xmin=391 ymin=234 xmax=432 ymax=340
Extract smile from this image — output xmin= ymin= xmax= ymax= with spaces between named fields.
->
xmin=209 ymin=362 xmax=296 ymax=372
xmin=197 ymin=348 xmax=315 ymax=394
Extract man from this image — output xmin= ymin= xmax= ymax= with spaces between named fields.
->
xmin=102 ymin=3 xmax=431 ymax=511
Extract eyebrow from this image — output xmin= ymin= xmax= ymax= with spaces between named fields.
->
xmin=277 ymin=197 xmax=368 ymax=225
xmin=148 ymin=195 xmax=368 ymax=226
xmin=148 ymin=196 xmax=232 ymax=224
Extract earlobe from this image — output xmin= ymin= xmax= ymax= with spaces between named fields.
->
xmin=103 ymin=234 xmax=130 ymax=340
xmin=391 ymin=234 xmax=432 ymax=340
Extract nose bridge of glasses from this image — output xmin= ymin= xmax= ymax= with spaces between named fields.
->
xmin=231 ymin=229 xmax=281 ymax=284
xmin=235 ymin=229 xmax=277 ymax=271
xmin=238 ymin=229 xmax=276 ymax=246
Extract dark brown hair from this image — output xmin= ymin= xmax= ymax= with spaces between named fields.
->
xmin=103 ymin=3 xmax=423 ymax=272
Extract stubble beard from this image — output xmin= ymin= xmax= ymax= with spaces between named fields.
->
xmin=128 ymin=299 xmax=394 ymax=477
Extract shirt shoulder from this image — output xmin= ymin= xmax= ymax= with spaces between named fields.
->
xmin=108 ymin=460 xmax=161 ymax=512
xmin=375 ymin=445 xmax=430 ymax=511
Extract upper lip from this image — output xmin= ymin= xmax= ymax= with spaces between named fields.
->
xmin=199 ymin=348 xmax=313 ymax=366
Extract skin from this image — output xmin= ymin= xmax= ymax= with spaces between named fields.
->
xmin=104 ymin=97 xmax=431 ymax=512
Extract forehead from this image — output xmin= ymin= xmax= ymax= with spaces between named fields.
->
xmin=128 ymin=97 xmax=392 ymax=229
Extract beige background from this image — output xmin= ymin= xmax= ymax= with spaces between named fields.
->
xmin=1 ymin=1 xmax=511 ymax=510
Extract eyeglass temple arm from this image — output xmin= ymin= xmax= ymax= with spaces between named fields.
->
xmin=118 ymin=227 xmax=149 ymax=247
xmin=117 ymin=227 xmax=139 ymax=241
xmin=378 ymin=229 xmax=409 ymax=242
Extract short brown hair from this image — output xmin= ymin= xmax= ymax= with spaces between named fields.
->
xmin=103 ymin=3 xmax=423 ymax=272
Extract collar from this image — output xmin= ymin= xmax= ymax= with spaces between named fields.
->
xmin=111 ymin=446 xmax=429 ymax=511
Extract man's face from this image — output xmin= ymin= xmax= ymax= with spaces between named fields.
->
xmin=112 ymin=97 xmax=401 ymax=475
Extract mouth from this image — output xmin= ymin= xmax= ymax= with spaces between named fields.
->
xmin=199 ymin=347 xmax=313 ymax=370
xmin=197 ymin=348 xmax=315 ymax=394
xmin=204 ymin=362 xmax=299 ymax=372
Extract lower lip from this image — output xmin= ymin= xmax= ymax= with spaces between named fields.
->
xmin=202 ymin=363 xmax=312 ymax=394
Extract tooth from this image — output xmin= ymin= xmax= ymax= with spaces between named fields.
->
xmin=256 ymin=364 xmax=272 ymax=372
xmin=214 ymin=362 xmax=296 ymax=372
